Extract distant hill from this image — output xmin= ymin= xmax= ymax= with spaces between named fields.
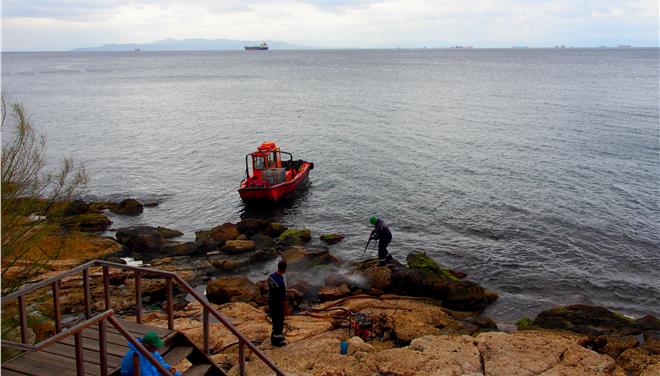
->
xmin=72 ymin=38 xmax=308 ymax=51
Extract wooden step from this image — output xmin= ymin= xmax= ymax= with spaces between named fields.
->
xmin=182 ymin=363 xmax=212 ymax=376
xmin=163 ymin=346 xmax=194 ymax=365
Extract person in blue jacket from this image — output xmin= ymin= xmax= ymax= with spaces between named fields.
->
xmin=370 ymin=216 xmax=393 ymax=262
xmin=120 ymin=331 xmax=180 ymax=376
xmin=268 ymin=259 xmax=287 ymax=347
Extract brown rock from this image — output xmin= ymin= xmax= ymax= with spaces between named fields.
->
xmin=593 ymin=335 xmax=639 ymax=358
xmin=206 ymin=276 xmax=260 ymax=304
xmin=318 ymin=284 xmax=351 ymax=302
xmin=221 ymin=240 xmax=255 ymax=254
xmin=281 ymin=246 xmax=308 ymax=264
xmin=617 ymin=347 xmax=660 ymax=375
xmin=110 ymin=198 xmax=144 ymax=216
xmin=365 ymin=266 xmax=392 ymax=290
xmin=156 ymin=226 xmax=183 ymax=239
xmin=115 ymin=226 xmax=165 ymax=252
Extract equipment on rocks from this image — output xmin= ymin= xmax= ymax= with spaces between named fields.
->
xmin=348 ymin=312 xmax=372 ymax=340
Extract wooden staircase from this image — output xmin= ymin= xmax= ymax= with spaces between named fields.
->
xmin=2 ymin=319 xmax=224 ymax=376
xmin=1 ymin=260 xmax=285 ymax=376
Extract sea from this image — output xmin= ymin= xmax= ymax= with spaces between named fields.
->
xmin=2 ymin=48 xmax=658 ymax=324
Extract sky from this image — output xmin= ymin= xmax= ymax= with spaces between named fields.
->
xmin=2 ymin=0 xmax=659 ymax=51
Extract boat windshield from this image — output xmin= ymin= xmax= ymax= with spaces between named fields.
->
xmin=254 ymin=156 xmax=265 ymax=169
xmin=268 ymin=152 xmax=277 ymax=167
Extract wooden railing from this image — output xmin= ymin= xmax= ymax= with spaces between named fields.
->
xmin=1 ymin=260 xmax=286 ymax=375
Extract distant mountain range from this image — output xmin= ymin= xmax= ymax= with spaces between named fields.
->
xmin=71 ymin=38 xmax=308 ymax=51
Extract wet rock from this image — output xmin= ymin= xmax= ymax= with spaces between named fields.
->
xmin=320 ymin=233 xmax=345 ymax=245
xmin=364 ymin=266 xmax=392 ymax=290
xmin=250 ymin=234 xmax=274 ymax=251
xmin=278 ymin=229 xmax=312 ymax=246
xmin=206 ymin=276 xmax=260 ymax=304
xmin=62 ymin=213 xmax=112 ymax=232
xmin=115 ymin=226 xmax=165 ymax=252
xmin=63 ymin=199 xmax=90 ymax=216
xmin=110 ymin=198 xmax=144 ymax=216
xmin=159 ymin=241 xmax=196 ymax=257
xmin=221 ymin=240 xmax=255 ymax=254
xmin=407 ymin=250 xmax=459 ymax=281
xmin=156 ymin=226 xmax=183 ymax=239
xmin=531 ymin=305 xmax=651 ymax=336
xmin=288 ymin=280 xmax=316 ymax=299
xmin=281 ymin=246 xmax=308 ymax=264
xmin=236 ymin=234 xmax=248 ymax=240
xmin=237 ymin=218 xmax=271 ymax=237
xmin=196 ymin=223 xmax=239 ymax=245
xmin=266 ymin=222 xmax=288 ymax=237
xmin=318 ymin=284 xmax=350 ymax=302
xmin=286 ymin=288 xmax=305 ymax=314
xmin=592 ymin=335 xmax=639 ymax=358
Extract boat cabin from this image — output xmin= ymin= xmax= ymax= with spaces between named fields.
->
xmin=244 ymin=142 xmax=295 ymax=187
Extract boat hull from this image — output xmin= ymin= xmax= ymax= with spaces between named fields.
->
xmin=238 ymin=162 xmax=313 ymax=202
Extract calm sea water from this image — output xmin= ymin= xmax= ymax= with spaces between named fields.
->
xmin=2 ymin=49 xmax=659 ymax=323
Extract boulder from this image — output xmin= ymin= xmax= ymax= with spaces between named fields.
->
xmin=364 ymin=266 xmax=392 ymax=290
xmin=62 ymin=213 xmax=112 ymax=232
xmin=115 ymin=226 xmax=165 ymax=252
xmin=221 ymin=240 xmax=255 ymax=254
xmin=407 ymin=250 xmax=459 ymax=281
xmin=110 ymin=199 xmax=144 ymax=216
xmin=318 ymin=284 xmax=351 ymax=302
xmin=320 ymin=233 xmax=345 ymax=245
xmin=195 ymin=223 xmax=239 ymax=244
xmin=63 ymin=199 xmax=90 ymax=216
xmin=250 ymin=234 xmax=274 ymax=250
xmin=156 ymin=226 xmax=183 ymax=239
xmin=266 ymin=222 xmax=288 ymax=237
xmin=159 ymin=241 xmax=196 ymax=257
xmin=278 ymin=229 xmax=312 ymax=246
xmin=531 ymin=305 xmax=650 ymax=336
xmin=281 ymin=246 xmax=308 ymax=264
xmin=237 ymin=218 xmax=271 ymax=237
xmin=206 ymin=276 xmax=260 ymax=304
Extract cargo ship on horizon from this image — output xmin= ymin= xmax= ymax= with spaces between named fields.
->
xmin=244 ymin=42 xmax=268 ymax=50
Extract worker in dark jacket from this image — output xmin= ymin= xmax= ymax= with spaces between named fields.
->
xmin=370 ymin=216 xmax=393 ymax=261
xmin=268 ymin=259 xmax=287 ymax=347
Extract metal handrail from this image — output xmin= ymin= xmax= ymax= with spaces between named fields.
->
xmin=1 ymin=259 xmax=286 ymax=375
xmin=2 ymin=309 xmax=172 ymax=376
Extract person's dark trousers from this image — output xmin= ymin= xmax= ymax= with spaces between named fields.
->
xmin=378 ymin=238 xmax=391 ymax=259
xmin=270 ymin=305 xmax=285 ymax=345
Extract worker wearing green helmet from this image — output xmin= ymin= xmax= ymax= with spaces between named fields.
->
xmin=369 ymin=216 xmax=392 ymax=262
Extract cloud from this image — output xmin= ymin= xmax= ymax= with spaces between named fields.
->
xmin=2 ymin=0 xmax=658 ymax=50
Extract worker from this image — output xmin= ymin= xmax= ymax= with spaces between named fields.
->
xmin=120 ymin=331 xmax=180 ymax=376
xmin=268 ymin=259 xmax=288 ymax=347
xmin=370 ymin=216 xmax=393 ymax=262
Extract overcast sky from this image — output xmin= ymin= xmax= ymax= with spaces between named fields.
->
xmin=2 ymin=0 xmax=659 ymax=51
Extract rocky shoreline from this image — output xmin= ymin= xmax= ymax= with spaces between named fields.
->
xmin=3 ymin=198 xmax=659 ymax=375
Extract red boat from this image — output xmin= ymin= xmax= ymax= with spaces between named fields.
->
xmin=238 ymin=142 xmax=314 ymax=202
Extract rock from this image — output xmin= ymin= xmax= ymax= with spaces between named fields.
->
xmin=144 ymin=202 xmax=159 ymax=208
xmin=592 ymin=335 xmax=639 ymax=358
xmin=63 ymin=199 xmax=90 ymax=216
xmin=196 ymin=223 xmax=240 ymax=244
xmin=320 ymin=233 xmax=345 ymax=245
xmin=286 ymin=288 xmax=305 ymax=314
xmin=278 ymin=229 xmax=312 ymax=245
xmin=266 ymin=222 xmax=288 ymax=237
xmin=532 ymin=305 xmax=642 ymax=336
xmin=115 ymin=226 xmax=165 ymax=252
xmin=318 ymin=284 xmax=351 ymax=302
xmin=110 ymin=198 xmax=144 ymax=216
xmin=237 ymin=218 xmax=271 ymax=237
xmin=476 ymin=331 xmax=624 ymax=376
xmin=250 ymin=234 xmax=274 ymax=251
xmin=364 ymin=266 xmax=392 ymax=290
xmin=617 ymin=346 xmax=660 ymax=375
xmin=221 ymin=240 xmax=255 ymax=254
xmin=206 ymin=276 xmax=260 ymax=304
xmin=159 ymin=241 xmax=196 ymax=256
xmin=156 ymin=226 xmax=183 ymax=239
xmin=288 ymin=280 xmax=316 ymax=299
xmin=281 ymin=246 xmax=308 ymax=264
xmin=641 ymin=363 xmax=660 ymax=376
xmin=237 ymin=234 xmax=248 ymax=240
xmin=62 ymin=213 xmax=112 ymax=232
xmin=406 ymin=250 xmax=459 ymax=281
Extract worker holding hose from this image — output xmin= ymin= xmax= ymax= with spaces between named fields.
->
xmin=370 ymin=216 xmax=393 ymax=263
xmin=268 ymin=259 xmax=288 ymax=347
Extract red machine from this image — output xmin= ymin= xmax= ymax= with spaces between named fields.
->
xmin=238 ymin=142 xmax=314 ymax=202
xmin=349 ymin=312 xmax=372 ymax=340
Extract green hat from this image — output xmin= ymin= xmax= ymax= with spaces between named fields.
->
xmin=142 ymin=331 xmax=164 ymax=348
xmin=370 ymin=216 xmax=377 ymax=225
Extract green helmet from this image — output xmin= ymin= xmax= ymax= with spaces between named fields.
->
xmin=142 ymin=331 xmax=164 ymax=348
xmin=370 ymin=216 xmax=377 ymax=225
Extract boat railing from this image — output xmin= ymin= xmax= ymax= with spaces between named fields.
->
xmin=1 ymin=259 xmax=286 ymax=376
